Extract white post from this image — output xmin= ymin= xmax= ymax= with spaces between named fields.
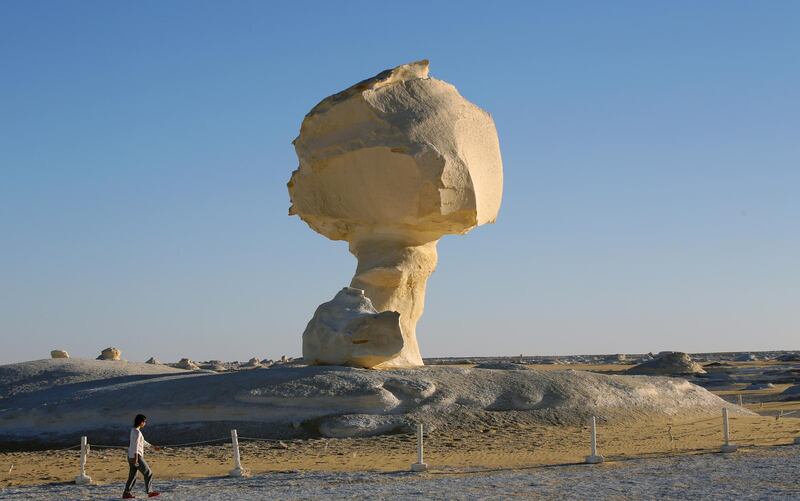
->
xmin=720 ymin=408 xmax=738 ymax=453
xmin=411 ymin=423 xmax=428 ymax=472
xmin=74 ymin=436 xmax=92 ymax=485
xmin=737 ymin=394 xmax=743 ymax=407
xmin=228 ymin=429 xmax=250 ymax=477
xmin=585 ymin=416 xmax=604 ymax=464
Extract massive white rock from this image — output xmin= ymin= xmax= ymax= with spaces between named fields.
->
xmin=302 ymin=287 xmax=404 ymax=369
xmin=50 ymin=350 xmax=69 ymax=359
xmin=289 ymin=60 xmax=503 ymax=368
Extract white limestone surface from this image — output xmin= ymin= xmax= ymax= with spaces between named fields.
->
xmin=0 ymin=359 xmax=751 ymax=446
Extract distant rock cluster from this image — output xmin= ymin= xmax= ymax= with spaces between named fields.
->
xmin=174 ymin=358 xmax=200 ymax=370
xmin=44 ymin=346 xmax=297 ymax=373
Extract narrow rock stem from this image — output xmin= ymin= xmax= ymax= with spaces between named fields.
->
xmin=349 ymin=236 xmax=439 ymax=367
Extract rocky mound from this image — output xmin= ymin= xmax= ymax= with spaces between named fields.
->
xmin=0 ymin=359 xmax=749 ymax=448
xmin=0 ymin=359 xmax=193 ymax=401
xmin=781 ymin=385 xmax=800 ymax=401
xmin=627 ymin=352 xmax=706 ymax=376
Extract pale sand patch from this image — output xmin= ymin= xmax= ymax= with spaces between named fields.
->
xmin=2 ymin=413 xmax=798 ymax=489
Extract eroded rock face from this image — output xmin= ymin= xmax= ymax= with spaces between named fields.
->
xmin=50 ymin=350 xmax=69 ymax=359
xmin=289 ymin=60 xmax=503 ymax=368
xmin=302 ymin=287 xmax=404 ymax=369
xmin=97 ymin=347 xmax=121 ymax=361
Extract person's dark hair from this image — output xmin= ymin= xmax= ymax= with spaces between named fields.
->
xmin=133 ymin=414 xmax=147 ymax=427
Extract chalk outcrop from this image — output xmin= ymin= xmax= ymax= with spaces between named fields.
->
xmin=627 ymin=352 xmax=706 ymax=376
xmin=0 ymin=360 xmax=753 ymax=445
xmin=50 ymin=350 xmax=69 ymax=359
xmin=203 ymin=360 xmax=228 ymax=372
xmin=242 ymin=358 xmax=262 ymax=368
xmin=289 ymin=60 xmax=503 ymax=368
xmin=174 ymin=358 xmax=200 ymax=370
xmin=302 ymin=287 xmax=404 ymax=369
xmin=96 ymin=347 xmax=121 ymax=361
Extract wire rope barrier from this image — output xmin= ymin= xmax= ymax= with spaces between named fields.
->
xmin=11 ymin=406 xmax=798 ymax=488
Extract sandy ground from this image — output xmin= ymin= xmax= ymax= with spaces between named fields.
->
xmin=2 ymin=411 xmax=798 ymax=490
xmin=2 ymin=444 xmax=799 ymax=500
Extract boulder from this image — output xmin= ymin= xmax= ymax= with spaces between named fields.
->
xmin=302 ymin=287 xmax=404 ymax=369
xmin=626 ymin=352 xmax=706 ymax=376
xmin=50 ymin=350 xmax=69 ymax=359
xmin=96 ymin=347 xmax=121 ymax=361
xmin=145 ymin=357 xmax=161 ymax=365
xmin=288 ymin=60 xmax=503 ymax=368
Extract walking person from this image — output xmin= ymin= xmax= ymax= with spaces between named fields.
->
xmin=123 ymin=414 xmax=161 ymax=499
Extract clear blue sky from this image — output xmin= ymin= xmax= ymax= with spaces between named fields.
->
xmin=1 ymin=1 xmax=798 ymax=364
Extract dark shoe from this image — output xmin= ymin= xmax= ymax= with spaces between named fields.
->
xmin=122 ymin=494 xmax=135 ymax=499
xmin=148 ymin=493 xmax=161 ymax=498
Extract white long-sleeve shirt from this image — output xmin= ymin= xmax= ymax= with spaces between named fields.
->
xmin=128 ymin=427 xmax=151 ymax=458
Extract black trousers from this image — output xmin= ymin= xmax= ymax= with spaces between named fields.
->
xmin=124 ymin=455 xmax=153 ymax=494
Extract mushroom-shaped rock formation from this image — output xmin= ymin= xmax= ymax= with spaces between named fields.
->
xmin=288 ymin=60 xmax=503 ymax=368
xmin=303 ymin=287 xmax=404 ymax=368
